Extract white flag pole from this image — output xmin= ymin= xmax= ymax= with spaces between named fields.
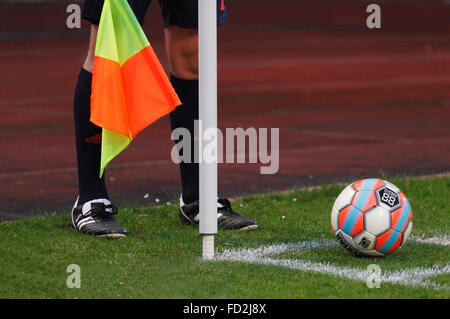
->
xmin=199 ymin=0 xmax=218 ymax=260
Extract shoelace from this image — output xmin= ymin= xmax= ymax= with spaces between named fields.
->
xmin=217 ymin=198 xmax=240 ymax=216
xmin=86 ymin=204 xmax=118 ymax=221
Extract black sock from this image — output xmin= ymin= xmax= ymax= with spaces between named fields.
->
xmin=170 ymin=75 xmax=199 ymax=204
xmin=73 ymin=68 xmax=109 ymax=205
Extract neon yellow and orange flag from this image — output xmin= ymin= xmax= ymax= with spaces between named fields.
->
xmin=91 ymin=0 xmax=181 ymax=177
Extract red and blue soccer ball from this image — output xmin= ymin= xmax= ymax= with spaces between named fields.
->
xmin=331 ymin=178 xmax=413 ymax=257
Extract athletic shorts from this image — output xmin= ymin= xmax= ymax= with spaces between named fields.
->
xmin=82 ymin=0 xmax=228 ymax=28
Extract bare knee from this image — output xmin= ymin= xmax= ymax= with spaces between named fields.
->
xmin=82 ymin=25 xmax=98 ymax=73
xmin=164 ymin=26 xmax=198 ymax=79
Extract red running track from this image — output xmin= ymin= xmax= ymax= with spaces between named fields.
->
xmin=0 ymin=0 xmax=449 ymax=220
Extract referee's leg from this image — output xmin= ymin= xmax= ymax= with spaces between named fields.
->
xmin=164 ymin=26 xmax=198 ymax=80
xmin=83 ymin=25 xmax=98 ymax=72
xmin=165 ymin=26 xmax=200 ymax=205
xmin=74 ymin=24 xmax=109 ymax=206
xmin=165 ymin=24 xmax=258 ymax=230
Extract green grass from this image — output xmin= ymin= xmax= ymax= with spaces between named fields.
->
xmin=0 ymin=176 xmax=448 ymax=298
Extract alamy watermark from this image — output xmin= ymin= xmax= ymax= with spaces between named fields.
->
xmin=66 ymin=264 xmax=81 ymax=289
xmin=66 ymin=4 xmax=81 ymax=29
xmin=366 ymin=264 xmax=381 ymax=288
xmin=171 ymin=121 xmax=279 ymax=175
xmin=66 ymin=3 xmax=381 ymax=30
xmin=366 ymin=4 xmax=381 ymax=29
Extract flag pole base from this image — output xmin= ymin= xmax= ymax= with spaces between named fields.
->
xmin=202 ymin=234 xmax=215 ymax=260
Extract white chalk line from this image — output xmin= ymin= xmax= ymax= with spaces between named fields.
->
xmin=411 ymin=235 xmax=450 ymax=246
xmin=215 ymin=237 xmax=450 ymax=290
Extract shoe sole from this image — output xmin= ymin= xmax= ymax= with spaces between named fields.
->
xmin=98 ymin=233 xmax=127 ymax=239
xmin=180 ymin=214 xmax=258 ymax=231
xmin=180 ymin=222 xmax=258 ymax=231
xmin=237 ymin=224 xmax=258 ymax=231
xmin=179 ymin=208 xmax=258 ymax=231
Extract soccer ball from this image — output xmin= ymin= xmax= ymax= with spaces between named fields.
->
xmin=331 ymin=178 xmax=413 ymax=257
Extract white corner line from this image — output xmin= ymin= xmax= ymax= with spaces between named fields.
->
xmin=215 ymin=237 xmax=450 ymax=290
xmin=410 ymin=235 xmax=450 ymax=246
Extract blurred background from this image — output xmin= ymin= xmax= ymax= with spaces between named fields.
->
xmin=0 ymin=0 xmax=449 ymax=220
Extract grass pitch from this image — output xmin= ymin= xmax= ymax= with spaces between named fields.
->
xmin=0 ymin=176 xmax=448 ymax=298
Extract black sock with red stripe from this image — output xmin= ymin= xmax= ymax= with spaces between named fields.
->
xmin=169 ymin=75 xmax=199 ymax=205
xmin=73 ymin=68 xmax=109 ymax=205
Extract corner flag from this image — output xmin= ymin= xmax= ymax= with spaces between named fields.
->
xmin=91 ymin=0 xmax=181 ymax=177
